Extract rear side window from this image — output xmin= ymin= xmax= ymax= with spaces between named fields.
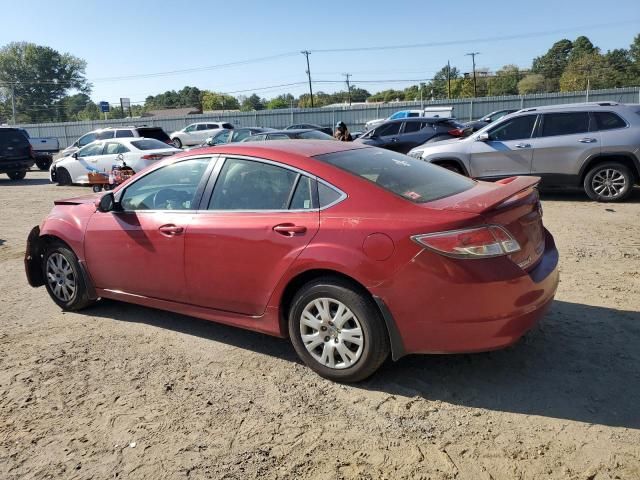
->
xmin=489 ymin=115 xmax=537 ymax=141
xmin=137 ymin=127 xmax=170 ymax=142
xmin=268 ymin=134 xmax=290 ymax=140
xmin=318 ymin=183 xmax=343 ymax=207
xmin=209 ymin=158 xmax=298 ymax=210
xmin=593 ymin=112 xmax=627 ymax=130
xmin=541 ymin=112 xmax=590 ymax=137
xmin=407 ymin=112 xmax=420 ymax=117
xmin=403 ymin=122 xmax=425 ymax=134
xmin=196 ymin=124 xmax=209 ymax=131
xmin=116 ymin=130 xmax=134 ymax=138
xmin=315 ymin=148 xmax=475 ymax=203
xmin=290 ymin=176 xmax=315 ymax=210
xmin=222 ymin=123 xmax=234 ymax=129
xmin=131 ymin=139 xmax=173 ymax=150
xmin=96 ymin=131 xmax=115 ymax=140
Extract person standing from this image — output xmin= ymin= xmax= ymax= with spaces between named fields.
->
xmin=334 ymin=121 xmax=353 ymax=141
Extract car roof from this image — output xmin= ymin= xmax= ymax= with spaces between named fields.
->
xmin=176 ymin=139 xmax=366 ymax=158
xmin=264 ymin=129 xmax=318 ymax=134
xmin=517 ymin=102 xmax=628 ymax=113
xmin=386 ymin=117 xmax=455 ymax=123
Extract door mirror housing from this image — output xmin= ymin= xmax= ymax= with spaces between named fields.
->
xmin=476 ymin=132 xmax=490 ymax=142
xmin=72 ymin=152 xmax=78 ymax=159
xmin=96 ymin=192 xmax=119 ymax=212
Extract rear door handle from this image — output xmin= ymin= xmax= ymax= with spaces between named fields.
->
xmin=273 ymin=224 xmax=307 ymax=236
xmin=158 ymin=224 xmax=184 ymax=236
xmin=515 ymin=143 xmax=531 ymax=148
xmin=579 ymin=137 xmax=597 ymax=143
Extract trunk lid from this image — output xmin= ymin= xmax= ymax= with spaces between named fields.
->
xmin=429 ymin=176 xmax=545 ymax=271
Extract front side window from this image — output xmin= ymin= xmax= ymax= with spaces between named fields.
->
xmin=196 ymin=124 xmax=209 ymax=131
xmin=315 ymin=148 xmax=474 ymax=203
xmin=78 ymin=143 xmax=104 ymax=157
xmin=78 ymin=133 xmax=97 ymax=147
xmin=242 ymin=134 xmax=265 ymax=142
xmin=593 ymin=112 xmax=627 ymax=130
xmin=541 ymin=112 xmax=590 ymax=137
xmin=267 ymin=134 xmax=290 ymax=140
xmin=488 ymin=115 xmax=537 ymax=141
xmin=184 ymin=125 xmax=196 ymax=133
xmin=211 ymin=130 xmax=231 ymax=144
xmin=376 ymin=122 xmax=402 ymax=137
xmin=96 ymin=131 xmax=115 ymax=141
xmin=120 ymin=158 xmax=209 ymax=211
xmin=209 ymin=158 xmax=298 ymax=210
xmin=389 ymin=112 xmax=404 ymax=120
xmin=232 ymin=130 xmax=251 ymax=142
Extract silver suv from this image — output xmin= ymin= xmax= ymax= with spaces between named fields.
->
xmin=408 ymin=102 xmax=640 ymax=202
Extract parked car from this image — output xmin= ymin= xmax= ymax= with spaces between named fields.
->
xmin=26 ymin=141 xmax=558 ymax=382
xmin=242 ymin=129 xmax=335 ymax=142
xmin=408 ymin=102 xmax=640 ymax=202
xmin=285 ymin=123 xmax=333 ymax=136
xmin=50 ymin=138 xmax=180 ymax=185
xmin=201 ymin=127 xmax=275 ymax=147
xmin=0 ymin=127 xmax=34 ymax=180
xmin=464 ymin=109 xmax=519 ymax=132
xmin=365 ymin=106 xmax=454 ymax=131
xmin=61 ymin=126 xmax=172 ymax=158
xmin=355 ymin=118 xmax=470 ymax=154
xmin=19 ymin=129 xmax=59 ymax=170
xmin=170 ymin=122 xmax=234 ymax=148
xmin=187 ymin=129 xmax=233 ymax=151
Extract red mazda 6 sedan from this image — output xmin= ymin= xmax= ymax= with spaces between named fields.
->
xmin=26 ymin=141 xmax=559 ymax=382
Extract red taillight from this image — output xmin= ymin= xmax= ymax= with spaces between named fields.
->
xmin=412 ymin=226 xmax=521 ymax=259
xmin=141 ymin=154 xmax=164 ymax=160
xmin=447 ymin=128 xmax=465 ymax=137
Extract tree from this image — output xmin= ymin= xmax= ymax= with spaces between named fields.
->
xmin=568 ymin=36 xmax=598 ymax=63
xmin=265 ymin=93 xmax=294 ymax=109
xmin=62 ymin=93 xmax=92 ymax=121
xmin=518 ymin=74 xmax=546 ymax=94
xmin=531 ymin=39 xmax=573 ymax=91
xmin=628 ymin=34 xmax=640 ymax=82
xmin=144 ymin=86 xmax=204 ymax=110
xmin=240 ymin=93 xmax=264 ymax=111
xmin=0 ymin=42 xmax=89 ymax=123
xmin=201 ymin=91 xmax=240 ymax=111
xmin=560 ymin=52 xmax=609 ymax=91
xmin=490 ymin=65 xmax=521 ymax=96
xmin=428 ymin=64 xmax=460 ymax=98
xmin=604 ymin=49 xmax=634 ymax=87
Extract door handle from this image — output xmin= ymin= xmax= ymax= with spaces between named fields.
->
xmin=158 ymin=224 xmax=184 ymax=236
xmin=390 ymin=137 xmax=398 ymax=142
xmin=273 ymin=224 xmax=307 ymax=236
xmin=515 ymin=143 xmax=531 ymax=148
xmin=579 ymin=137 xmax=597 ymax=143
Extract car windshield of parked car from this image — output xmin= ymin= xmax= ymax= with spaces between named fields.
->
xmin=314 ymin=148 xmax=475 ymax=203
xmin=131 ymin=139 xmax=175 ymax=150
xmin=297 ymin=130 xmax=333 ymax=140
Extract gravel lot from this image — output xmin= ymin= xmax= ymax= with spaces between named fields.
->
xmin=1 ymin=171 xmax=639 ymax=480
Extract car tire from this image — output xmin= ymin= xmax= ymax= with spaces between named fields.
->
xmin=583 ymin=162 xmax=634 ymax=202
xmin=172 ymin=138 xmax=182 ymax=148
xmin=42 ymin=241 xmax=95 ymax=311
xmin=36 ymin=155 xmax=53 ymax=171
xmin=7 ymin=170 xmax=26 ymax=181
xmin=288 ymin=277 xmax=390 ymax=382
xmin=55 ymin=167 xmax=72 ymax=186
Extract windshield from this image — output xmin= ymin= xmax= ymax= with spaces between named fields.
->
xmin=314 ymin=148 xmax=475 ymax=203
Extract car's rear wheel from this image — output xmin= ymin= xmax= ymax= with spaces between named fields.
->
xmin=36 ymin=155 xmax=53 ymax=170
xmin=288 ymin=278 xmax=389 ymax=382
xmin=43 ymin=241 xmax=95 ymax=311
xmin=584 ymin=162 xmax=634 ymax=202
xmin=7 ymin=170 xmax=26 ymax=180
xmin=172 ymin=138 xmax=182 ymax=148
xmin=55 ymin=167 xmax=72 ymax=186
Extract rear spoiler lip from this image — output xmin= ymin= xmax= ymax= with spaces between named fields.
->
xmin=429 ymin=176 xmax=541 ymax=214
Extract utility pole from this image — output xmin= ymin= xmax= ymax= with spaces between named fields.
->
xmin=343 ymin=73 xmax=352 ymax=106
xmin=301 ymin=50 xmax=314 ymax=108
xmin=465 ymin=52 xmax=480 ymax=97
xmin=447 ymin=60 xmax=451 ymax=99
xmin=11 ymin=83 xmax=16 ymax=124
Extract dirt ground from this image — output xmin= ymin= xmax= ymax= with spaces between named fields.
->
xmin=1 ymin=171 xmax=639 ymax=480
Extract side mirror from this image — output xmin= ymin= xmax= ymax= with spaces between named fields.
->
xmin=96 ymin=192 xmax=118 ymax=212
xmin=482 ymin=117 xmax=491 ymax=122
xmin=476 ymin=133 xmax=490 ymax=142
xmin=72 ymin=152 xmax=78 ymax=159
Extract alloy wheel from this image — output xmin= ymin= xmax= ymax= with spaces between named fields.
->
xmin=591 ymin=168 xmax=626 ymax=199
xmin=299 ymin=298 xmax=364 ymax=369
xmin=46 ymin=253 xmax=76 ymax=302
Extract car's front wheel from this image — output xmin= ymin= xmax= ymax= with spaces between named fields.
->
xmin=584 ymin=162 xmax=634 ymax=202
xmin=43 ymin=241 xmax=95 ymax=310
xmin=288 ymin=278 xmax=389 ymax=382
xmin=55 ymin=167 xmax=72 ymax=186
xmin=7 ymin=170 xmax=26 ymax=180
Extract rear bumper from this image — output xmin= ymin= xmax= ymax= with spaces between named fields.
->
xmin=0 ymin=158 xmax=35 ymax=173
xmin=373 ymin=229 xmax=559 ymax=357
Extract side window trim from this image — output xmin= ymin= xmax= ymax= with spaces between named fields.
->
xmin=115 ymin=155 xmax=218 ymax=212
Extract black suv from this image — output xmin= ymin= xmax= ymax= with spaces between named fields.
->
xmin=0 ymin=128 xmax=34 ymax=180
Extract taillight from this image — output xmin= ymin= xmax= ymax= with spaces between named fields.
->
xmin=447 ymin=128 xmax=465 ymax=137
xmin=141 ymin=154 xmax=164 ymax=160
xmin=412 ymin=226 xmax=521 ymax=259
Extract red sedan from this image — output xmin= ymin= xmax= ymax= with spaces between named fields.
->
xmin=25 ymin=141 xmax=559 ymax=382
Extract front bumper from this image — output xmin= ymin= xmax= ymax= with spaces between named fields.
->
xmin=373 ymin=229 xmax=560 ymax=357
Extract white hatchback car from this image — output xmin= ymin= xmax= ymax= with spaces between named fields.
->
xmin=169 ymin=122 xmax=234 ymax=148
xmin=50 ymin=138 xmax=180 ymax=185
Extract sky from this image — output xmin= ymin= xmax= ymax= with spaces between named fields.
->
xmin=1 ymin=0 xmax=638 ymax=106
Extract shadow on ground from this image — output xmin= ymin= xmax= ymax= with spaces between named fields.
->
xmin=0 ymin=177 xmax=53 ymax=187
xmin=87 ymin=299 xmax=640 ymax=430
xmin=540 ymin=186 xmax=640 ymax=203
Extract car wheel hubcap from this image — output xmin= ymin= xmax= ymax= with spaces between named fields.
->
xmin=46 ymin=253 xmax=76 ymax=302
xmin=592 ymin=168 xmax=626 ymax=198
xmin=299 ymin=298 xmax=364 ymax=369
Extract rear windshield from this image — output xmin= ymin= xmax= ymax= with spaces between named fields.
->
xmin=314 ymin=148 xmax=475 ymax=203
xmin=136 ymin=127 xmax=170 ymax=142
xmin=0 ymin=129 xmax=29 ymax=145
xmin=131 ymin=139 xmax=173 ymax=150
xmin=298 ymin=130 xmax=333 ymax=140
xmin=221 ymin=123 xmax=234 ymax=129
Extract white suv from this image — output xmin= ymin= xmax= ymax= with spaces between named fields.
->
xmin=61 ymin=126 xmax=172 ymax=158
xmin=169 ymin=122 xmax=234 ymax=148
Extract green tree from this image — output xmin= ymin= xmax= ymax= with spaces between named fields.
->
xmin=489 ymin=65 xmax=521 ymax=96
xmin=518 ymin=74 xmax=546 ymax=94
xmin=428 ymin=64 xmax=460 ymax=98
xmin=560 ymin=52 xmax=609 ymax=91
xmin=201 ymin=91 xmax=240 ymax=110
xmin=0 ymin=41 xmax=89 ymax=123
xmin=568 ymin=36 xmax=598 ymax=63
xmin=604 ymin=48 xmax=634 ymax=87
xmin=265 ymin=93 xmax=294 ymax=109
xmin=240 ymin=93 xmax=264 ymax=111
xmin=145 ymin=86 xmax=204 ymax=110
xmin=531 ymin=39 xmax=573 ymax=91
xmin=62 ymin=93 xmax=92 ymax=120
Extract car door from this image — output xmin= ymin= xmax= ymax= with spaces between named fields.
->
xmin=96 ymin=142 xmax=124 ymax=173
xmin=468 ymin=114 xmax=538 ymax=178
xmin=375 ymin=122 xmax=403 ymax=151
xmin=184 ymin=156 xmax=320 ymax=315
xmin=182 ymin=124 xmax=197 ymax=144
xmin=395 ymin=121 xmax=428 ymax=153
xmin=72 ymin=142 xmax=107 ymax=182
xmin=531 ymin=111 xmax=600 ymax=179
xmin=84 ymin=157 xmax=213 ymax=302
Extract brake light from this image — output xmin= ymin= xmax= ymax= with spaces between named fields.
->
xmin=447 ymin=128 xmax=466 ymax=137
xmin=412 ymin=226 xmax=521 ymax=259
xmin=141 ymin=154 xmax=165 ymax=160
